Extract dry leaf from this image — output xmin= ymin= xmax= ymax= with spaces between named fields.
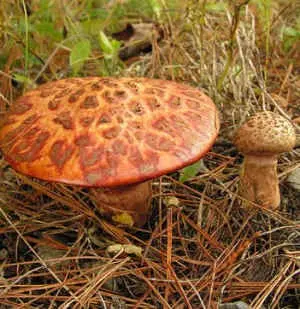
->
xmin=106 ymin=244 xmax=143 ymax=257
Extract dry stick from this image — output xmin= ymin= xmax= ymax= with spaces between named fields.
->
xmin=181 ymin=214 xmax=224 ymax=251
xmin=0 ymin=46 xmax=22 ymax=112
xmin=1 ymin=290 xmax=154 ymax=308
xmin=159 ymin=176 xmax=163 ymax=251
xmin=0 ymin=214 xmax=85 ymax=235
xmin=132 ymin=289 xmax=152 ymax=309
xmin=8 ymin=276 xmax=298 ymax=301
xmin=250 ymin=261 xmax=294 ymax=308
xmin=265 ymin=91 xmax=300 ymax=131
xmin=0 ymin=203 xmax=83 ymax=307
xmin=168 ymin=266 xmax=193 ymax=309
xmin=99 ymin=219 xmax=130 ymax=244
xmin=1 ymin=266 xmax=152 ymax=293
xmin=1 ymin=255 xmax=120 ymax=269
xmin=173 ymin=279 xmax=299 ymax=290
xmin=159 ymin=0 xmax=175 ymax=80
xmin=279 ymin=63 xmax=293 ymax=96
xmin=163 ymin=176 xmax=232 ymax=226
xmin=23 ymin=235 xmax=74 ymax=252
xmin=163 ymin=208 xmax=194 ymax=307
xmin=136 ymin=270 xmax=172 ymax=309
xmin=61 ymin=256 xmax=126 ymax=307
xmin=18 ymin=173 xmax=130 ymax=244
xmin=271 ymin=267 xmax=300 ymax=308
xmin=1 ymin=265 xmax=149 ymax=295
xmin=174 ymin=232 xmax=260 ymax=308
xmin=0 ymin=265 xmax=45 ymax=293
xmin=178 ymin=221 xmax=217 ymax=262
xmin=21 ymin=0 xmax=29 ymax=76
xmin=142 ymin=257 xmax=169 ymax=290
xmin=199 ymin=0 xmax=208 ymax=78
xmin=15 ymin=174 xmax=96 ymax=219
xmin=207 ymin=261 xmax=217 ymax=308
xmin=184 ymin=275 xmax=207 ymax=309
xmin=33 ymin=45 xmax=62 ymax=83
xmin=97 ymin=292 xmax=108 ymax=309
xmin=216 ymin=232 xmax=261 ymax=274
xmin=16 ymin=280 xmax=78 ymax=309
xmin=142 ymin=215 xmax=168 ymax=262
xmin=245 ymin=242 xmax=298 ymax=262
xmin=164 ymin=207 xmax=173 ymax=307
xmin=186 ymin=170 xmax=296 ymax=225
xmin=188 ymin=231 xmax=254 ymax=305
xmin=278 ymin=162 xmax=300 ymax=178
xmin=197 ymin=183 xmax=208 ymax=229
xmin=64 ymin=256 xmax=130 ymax=308
xmin=144 ymin=279 xmax=299 ymax=291
xmin=163 ymin=175 xmax=213 ymax=202
xmin=0 ymin=93 xmax=10 ymax=114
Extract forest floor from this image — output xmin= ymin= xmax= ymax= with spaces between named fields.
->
xmin=0 ymin=1 xmax=299 ymax=308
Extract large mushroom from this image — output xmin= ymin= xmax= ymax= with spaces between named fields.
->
xmin=234 ymin=111 xmax=296 ymax=209
xmin=0 ymin=77 xmax=219 ymax=226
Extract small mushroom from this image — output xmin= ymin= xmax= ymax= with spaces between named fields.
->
xmin=0 ymin=77 xmax=219 ymax=226
xmin=234 ymin=111 xmax=296 ymax=209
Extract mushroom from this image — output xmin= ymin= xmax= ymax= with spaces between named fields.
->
xmin=234 ymin=111 xmax=296 ymax=209
xmin=0 ymin=77 xmax=219 ymax=226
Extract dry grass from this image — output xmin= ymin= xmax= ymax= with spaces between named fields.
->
xmin=0 ymin=1 xmax=299 ymax=308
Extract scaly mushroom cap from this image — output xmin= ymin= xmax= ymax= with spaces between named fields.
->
xmin=0 ymin=77 xmax=219 ymax=187
xmin=234 ymin=111 xmax=296 ymax=155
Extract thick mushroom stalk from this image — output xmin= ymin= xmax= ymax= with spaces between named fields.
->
xmin=234 ymin=112 xmax=296 ymax=209
xmin=91 ymin=181 xmax=152 ymax=227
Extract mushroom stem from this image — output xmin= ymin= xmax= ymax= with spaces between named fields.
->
xmin=91 ymin=181 xmax=152 ymax=227
xmin=240 ymin=154 xmax=280 ymax=209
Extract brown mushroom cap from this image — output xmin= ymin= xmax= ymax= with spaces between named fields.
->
xmin=0 ymin=77 xmax=219 ymax=187
xmin=234 ymin=111 xmax=296 ymax=155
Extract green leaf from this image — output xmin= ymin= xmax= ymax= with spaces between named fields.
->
xmin=281 ymin=26 xmax=300 ymax=52
xmin=13 ymin=73 xmax=33 ymax=86
xmin=87 ymin=8 xmax=108 ymax=19
xmin=81 ymin=19 xmax=104 ymax=36
xmin=98 ymin=31 xmax=114 ymax=54
xmin=0 ymin=55 xmax=7 ymax=70
xmin=70 ymin=40 xmax=91 ymax=74
xmin=282 ymin=26 xmax=300 ymax=38
xmin=205 ymin=2 xmax=227 ymax=12
xmin=98 ymin=31 xmax=121 ymax=59
xmin=35 ymin=21 xmax=62 ymax=41
xmin=179 ymin=160 xmax=205 ymax=183
xmin=149 ymin=0 xmax=162 ymax=19
xmin=16 ymin=16 xmax=34 ymax=34
xmin=29 ymin=0 xmax=54 ymax=22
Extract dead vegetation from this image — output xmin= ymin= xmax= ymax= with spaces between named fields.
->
xmin=0 ymin=0 xmax=299 ymax=308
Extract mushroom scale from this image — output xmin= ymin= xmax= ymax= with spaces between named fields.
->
xmin=0 ymin=77 xmax=219 ymax=187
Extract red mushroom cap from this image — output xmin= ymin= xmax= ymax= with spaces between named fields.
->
xmin=0 ymin=77 xmax=219 ymax=187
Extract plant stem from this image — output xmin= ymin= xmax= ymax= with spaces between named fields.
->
xmin=216 ymin=0 xmax=250 ymax=92
xmin=21 ymin=0 xmax=29 ymax=79
xmin=199 ymin=0 xmax=207 ymax=78
xmin=263 ymin=0 xmax=271 ymax=83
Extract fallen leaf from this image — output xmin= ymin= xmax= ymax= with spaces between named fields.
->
xmin=107 ymin=244 xmax=143 ymax=257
